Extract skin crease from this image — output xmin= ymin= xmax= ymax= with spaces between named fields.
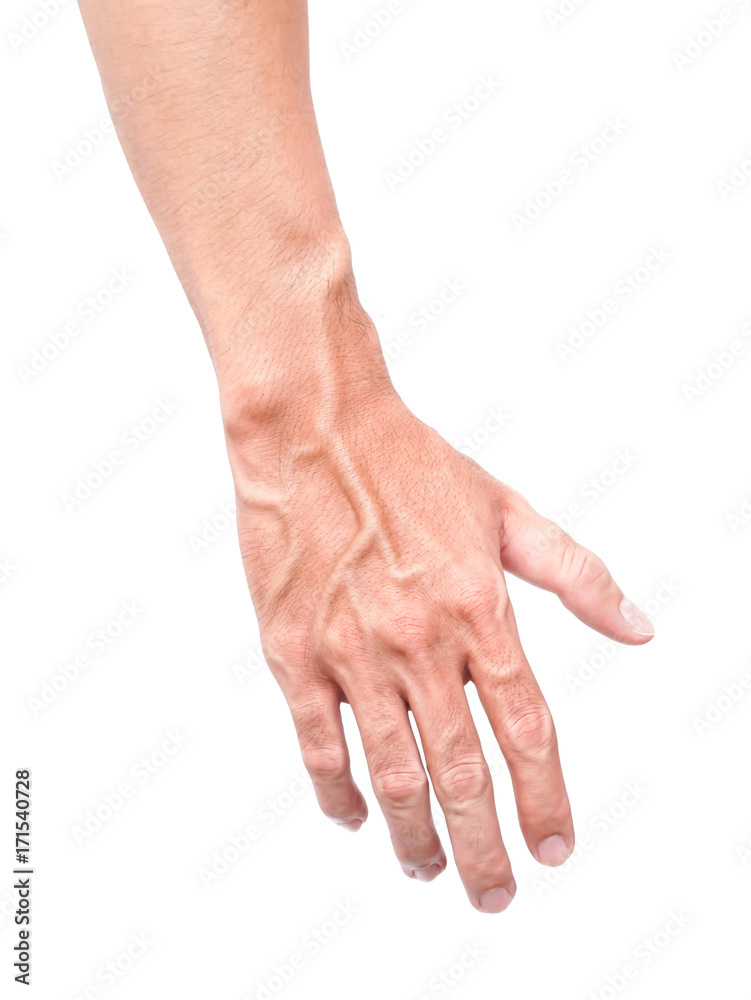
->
xmin=77 ymin=0 xmax=655 ymax=913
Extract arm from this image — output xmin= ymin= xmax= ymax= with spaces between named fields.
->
xmin=77 ymin=0 xmax=654 ymax=913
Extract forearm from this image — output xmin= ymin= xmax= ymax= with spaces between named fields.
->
xmin=77 ymin=0 xmax=389 ymax=419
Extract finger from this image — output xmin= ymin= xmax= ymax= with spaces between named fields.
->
xmin=289 ymin=683 xmax=369 ymax=832
xmin=408 ymin=675 xmax=516 ymax=913
xmin=345 ymin=687 xmax=447 ymax=882
xmin=498 ymin=489 xmax=655 ymax=644
xmin=470 ymin=615 xmax=575 ymax=869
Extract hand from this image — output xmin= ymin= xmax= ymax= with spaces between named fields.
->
xmin=220 ymin=270 xmax=655 ymax=914
xmin=74 ymin=0 xmax=654 ymax=916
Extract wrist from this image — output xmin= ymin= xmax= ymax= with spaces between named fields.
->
xmin=211 ymin=236 xmax=395 ymax=450
xmin=198 ymin=226 xmax=353 ymax=350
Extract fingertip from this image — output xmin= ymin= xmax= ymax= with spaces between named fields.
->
xmin=561 ymin=589 xmax=658 ymax=646
xmin=408 ymin=862 xmax=444 ymax=882
xmin=619 ymin=630 xmax=655 ymax=647
xmin=618 ymin=598 xmax=656 ymax=641
xmin=476 ymin=882 xmax=516 ymax=914
xmin=336 ymin=818 xmax=364 ymax=832
xmin=535 ymin=834 xmax=572 ymax=867
xmin=331 ymin=794 xmax=368 ymax=832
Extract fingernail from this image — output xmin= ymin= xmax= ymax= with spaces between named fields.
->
xmin=336 ymin=819 xmax=363 ymax=832
xmin=537 ymin=835 xmax=571 ymax=867
xmin=478 ymin=887 xmax=513 ymax=914
xmin=411 ymin=863 xmax=443 ymax=882
xmin=620 ymin=597 xmax=655 ymax=637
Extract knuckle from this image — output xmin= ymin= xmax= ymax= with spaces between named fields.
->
xmin=318 ymin=620 xmax=359 ymax=666
xmin=505 ymin=706 xmax=557 ymax=757
xmin=475 ymin=642 xmax=527 ymax=688
xmin=372 ymin=768 xmax=428 ymax=806
xmin=261 ymin=628 xmax=309 ymax=671
xmin=377 ymin=612 xmax=435 ymax=658
xmin=555 ymin=531 xmax=580 ymax=577
xmin=577 ymin=553 xmax=610 ymax=592
xmin=453 ymin=578 xmax=510 ymax=632
xmin=559 ymin=541 xmax=608 ymax=592
xmin=433 ymin=758 xmax=492 ymax=802
xmin=496 ymin=483 xmax=525 ymax=522
xmin=384 ymin=614 xmax=431 ymax=653
xmin=300 ymin=744 xmax=349 ymax=782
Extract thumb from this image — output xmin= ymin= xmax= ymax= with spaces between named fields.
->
xmin=498 ymin=489 xmax=655 ymax=645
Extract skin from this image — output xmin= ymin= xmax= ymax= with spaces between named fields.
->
xmin=77 ymin=0 xmax=654 ymax=913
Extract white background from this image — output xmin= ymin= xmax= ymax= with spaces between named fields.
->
xmin=2 ymin=0 xmax=751 ymax=997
